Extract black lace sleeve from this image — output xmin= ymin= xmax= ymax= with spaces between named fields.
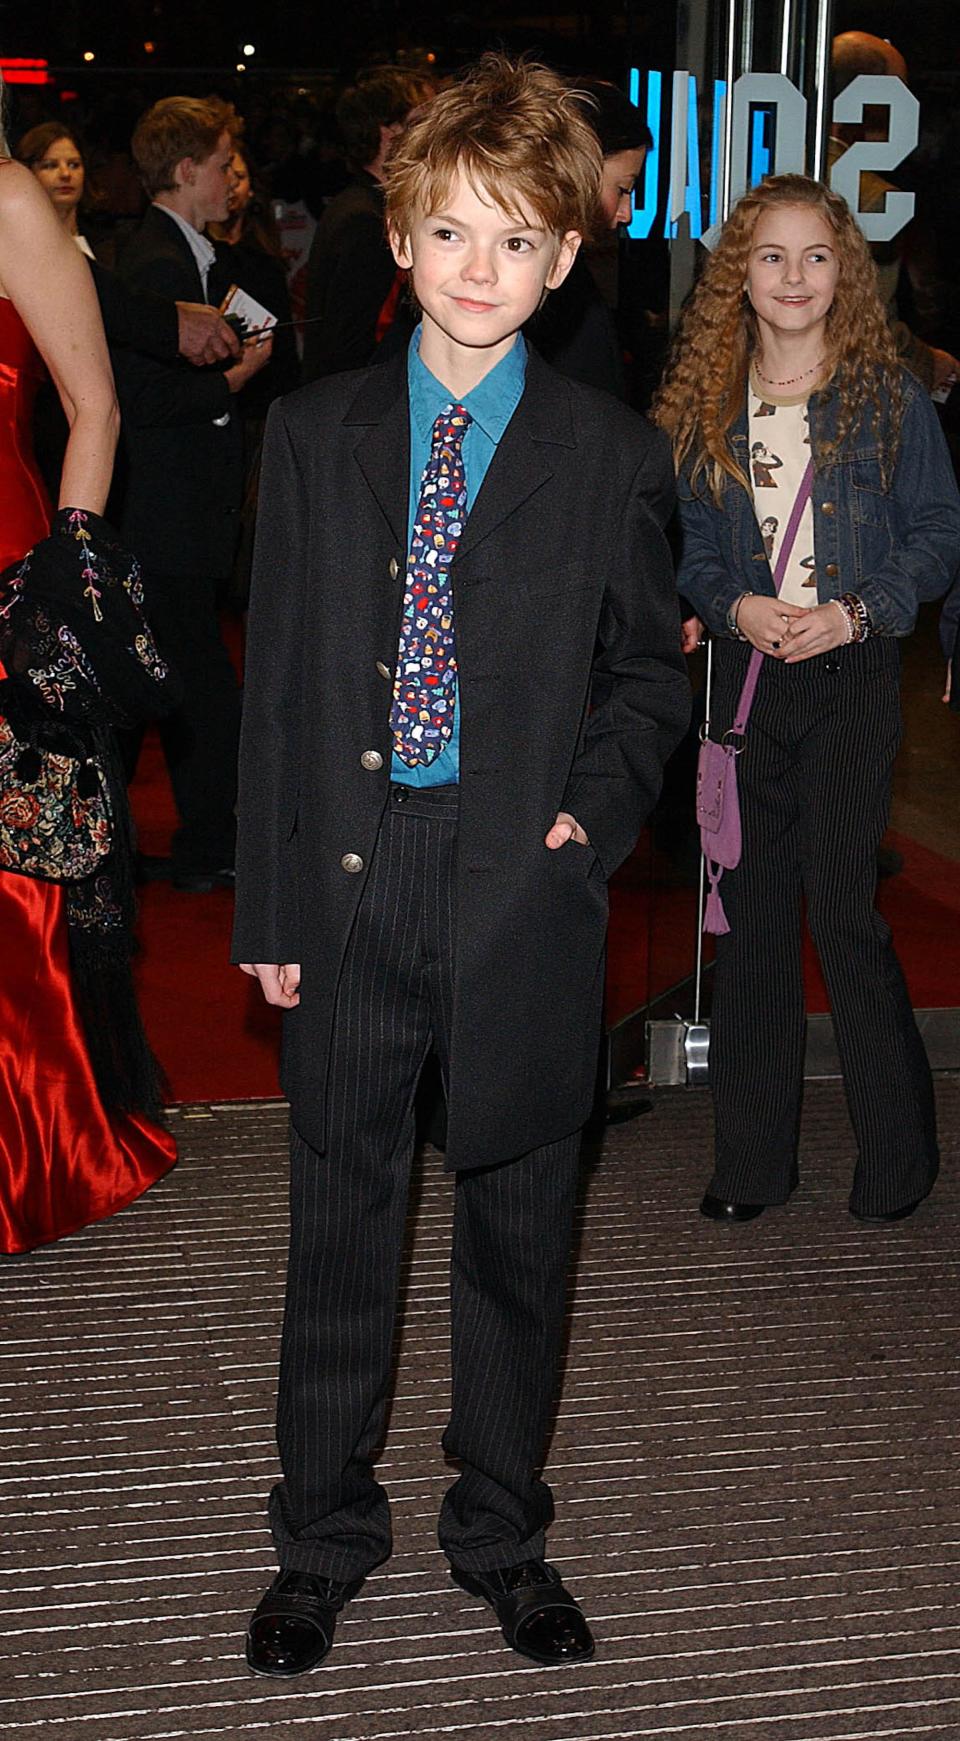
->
xmin=0 ymin=508 xmax=181 ymax=728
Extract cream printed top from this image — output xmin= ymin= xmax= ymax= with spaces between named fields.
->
xmin=748 ymin=369 xmax=816 ymax=609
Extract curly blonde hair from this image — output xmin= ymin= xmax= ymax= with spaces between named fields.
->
xmin=653 ymin=173 xmax=903 ymax=501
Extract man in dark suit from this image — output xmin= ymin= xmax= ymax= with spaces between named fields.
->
xmin=115 ymin=97 xmax=272 ymax=890
xmin=301 ymin=67 xmax=431 ymax=383
xmin=234 ymin=56 xmax=690 ymax=1675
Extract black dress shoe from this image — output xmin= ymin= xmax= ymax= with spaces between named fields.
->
xmin=700 ymin=1193 xmax=766 ymax=1222
xmin=700 ymin=1162 xmax=799 ymax=1223
xmin=451 ymin=1558 xmax=595 ymax=1666
xmin=245 ymin=1569 xmax=363 ymax=1677
xmin=850 ymin=1199 xmax=920 ymax=1225
xmin=171 ymin=867 xmax=236 ymax=893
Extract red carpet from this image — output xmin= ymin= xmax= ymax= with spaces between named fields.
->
xmin=606 ymin=829 xmax=960 ymax=1026
xmin=129 ymin=729 xmax=960 ymax=1103
xmin=130 ymin=727 xmax=282 ymax=1103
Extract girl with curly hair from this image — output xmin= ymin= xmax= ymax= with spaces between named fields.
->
xmin=655 ymin=173 xmax=960 ymax=1226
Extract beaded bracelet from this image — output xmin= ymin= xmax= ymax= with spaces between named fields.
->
xmin=832 ymin=592 xmax=870 ymax=644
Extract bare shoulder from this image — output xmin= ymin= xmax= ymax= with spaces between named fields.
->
xmin=0 ymin=158 xmax=48 ymax=224
xmin=0 ymin=160 xmax=64 ymax=297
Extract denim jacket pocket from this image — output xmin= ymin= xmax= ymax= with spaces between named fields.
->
xmin=849 ymin=459 xmax=889 ymax=530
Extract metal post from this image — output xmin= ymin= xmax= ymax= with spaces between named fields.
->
xmin=809 ymin=0 xmax=836 ymax=176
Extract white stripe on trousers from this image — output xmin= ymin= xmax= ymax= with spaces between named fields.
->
xmin=707 ymin=636 xmax=938 ymax=1216
xmin=269 ymin=786 xmax=583 ymax=1579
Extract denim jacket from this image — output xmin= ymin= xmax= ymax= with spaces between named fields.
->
xmin=676 ymin=369 xmax=960 ymax=638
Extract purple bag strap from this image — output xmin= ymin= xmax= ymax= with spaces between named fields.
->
xmin=730 ymin=458 xmax=815 ymax=735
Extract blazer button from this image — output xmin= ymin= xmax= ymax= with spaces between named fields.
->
xmin=360 ymin=750 xmax=383 ymax=771
xmin=825 ymin=562 xmax=838 ymax=577
xmin=388 ymin=557 xmax=399 ymax=579
xmin=376 ymin=660 xmax=392 ymax=680
xmin=821 ymin=500 xmax=836 ymax=515
xmin=341 ymin=852 xmax=364 ymax=874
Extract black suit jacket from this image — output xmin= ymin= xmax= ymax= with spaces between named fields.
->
xmin=90 ymin=259 xmax=178 ymax=361
xmin=113 ymin=205 xmax=242 ymax=578
xmin=301 ymin=174 xmax=398 ymax=383
xmin=527 ymin=252 xmax=628 ymax=402
xmin=232 ymin=347 xmax=690 ymax=1168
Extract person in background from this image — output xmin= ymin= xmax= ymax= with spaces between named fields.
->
xmin=830 ymin=30 xmax=959 ymax=396
xmin=19 ymin=120 xmax=238 ymax=374
xmin=301 ymin=66 xmax=434 ymax=383
xmin=529 ymin=77 xmax=651 ymax=401
xmin=114 ymin=96 xmax=272 ymax=893
xmin=209 ymin=145 xmax=300 ymax=610
xmin=655 ymin=173 xmax=960 ymax=1227
xmin=0 ymin=128 xmax=177 ymax=1254
xmin=19 ymin=120 xmax=241 ymax=499
xmin=209 ymin=144 xmax=300 ymax=413
xmin=16 ymin=122 xmax=95 ymax=257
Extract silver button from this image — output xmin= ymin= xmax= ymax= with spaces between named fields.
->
xmin=388 ymin=557 xmax=399 ymax=579
xmin=341 ymin=852 xmax=364 ymax=874
xmin=376 ymin=660 xmax=392 ymax=680
xmin=360 ymin=750 xmax=383 ymax=771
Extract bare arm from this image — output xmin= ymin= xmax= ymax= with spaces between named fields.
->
xmin=0 ymin=162 xmax=118 ymax=512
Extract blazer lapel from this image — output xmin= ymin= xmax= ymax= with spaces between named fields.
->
xmin=345 ymin=354 xmax=410 ymax=547
xmin=341 ymin=345 xmax=576 ymax=557
xmin=455 ymin=349 xmax=576 ymax=562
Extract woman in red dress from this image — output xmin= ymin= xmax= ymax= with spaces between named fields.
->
xmin=0 ymin=150 xmax=176 ymax=1253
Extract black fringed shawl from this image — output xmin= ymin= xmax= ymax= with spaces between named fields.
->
xmin=0 ymin=509 xmax=180 ymax=1117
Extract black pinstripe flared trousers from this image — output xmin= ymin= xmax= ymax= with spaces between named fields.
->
xmin=707 ymin=636 xmax=938 ymax=1217
xmin=269 ymin=783 xmax=583 ymax=1581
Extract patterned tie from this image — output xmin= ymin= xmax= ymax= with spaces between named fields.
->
xmin=390 ymin=403 xmax=471 ymax=768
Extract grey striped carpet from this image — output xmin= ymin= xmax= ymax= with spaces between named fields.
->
xmin=1 ymin=1081 xmax=958 ymax=1739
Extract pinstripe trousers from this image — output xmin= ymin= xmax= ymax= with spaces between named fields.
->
xmin=707 ymin=636 xmax=938 ymax=1217
xmin=269 ymin=783 xmax=583 ymax=1581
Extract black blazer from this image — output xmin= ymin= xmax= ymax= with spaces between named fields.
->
xmin=113 ymin=204 xmax=242 ymax=579
xmin=301 ymin=174 xmax=398 ymax=383
xmin=233 ymin=347 xmax=691 ymax=1169
xmin=90 ymin=259 xmax=178 ymax=361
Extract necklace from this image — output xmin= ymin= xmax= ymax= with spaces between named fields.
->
xmin=754 ymin=357 xmax=825 ymax=388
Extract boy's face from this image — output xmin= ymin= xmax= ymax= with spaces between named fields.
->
xmin=390 ymin=167 xmax=580 ymax=374
xmin=179 ymin=129 xmax=237 ymax=227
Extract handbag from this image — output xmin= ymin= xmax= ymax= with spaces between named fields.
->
xmin=0 ymin=703 xmax=112 ymax=882
xmin=697 ymin=458 xmax=814 ymax=935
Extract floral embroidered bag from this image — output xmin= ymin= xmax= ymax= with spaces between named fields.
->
xmin=0 ymin=706 xmax=112 ymax=881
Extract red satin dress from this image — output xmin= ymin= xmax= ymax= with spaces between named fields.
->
xmin=0 ymin=297 xmax=176 ymax=1253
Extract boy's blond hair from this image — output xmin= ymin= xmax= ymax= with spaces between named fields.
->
xmin=382 ymin=54 xmax=602 ymax=246
xmin=132 ymin=96 xmax=240 ymax=198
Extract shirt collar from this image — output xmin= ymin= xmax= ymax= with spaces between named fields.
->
xmin=155 ymin=202 xmax=217 ymax=284
xmin=407 ymin=324 xmax=527 ymax=446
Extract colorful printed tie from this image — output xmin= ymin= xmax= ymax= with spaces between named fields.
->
xmin=390 ymin=404 xmax=471 ymax=768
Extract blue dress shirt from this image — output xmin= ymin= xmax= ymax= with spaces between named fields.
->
xmin=390 ymin=325 xmax=527 ymax=786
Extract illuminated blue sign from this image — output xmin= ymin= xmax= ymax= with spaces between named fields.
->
xmin=623 ymin=71 xmax=919 ymax=245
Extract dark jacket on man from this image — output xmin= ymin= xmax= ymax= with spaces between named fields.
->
xmin=114 ymin=203 xmax=242 ymax=579
xmin=301 ymin=172 xmax=399 ymax=383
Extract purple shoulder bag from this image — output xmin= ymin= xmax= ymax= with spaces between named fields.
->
xmin=696 ymin=459 xmax=814 ymax=935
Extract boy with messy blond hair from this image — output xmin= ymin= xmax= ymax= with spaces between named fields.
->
xmin=234 ymin=54 xmax=688 ymax=1675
